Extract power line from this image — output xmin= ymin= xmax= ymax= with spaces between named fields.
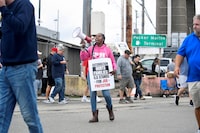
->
xmin=135 ymin=0 xmax=156 ymax=31
xmin=144 ymin=7 xmax=156 ymax=30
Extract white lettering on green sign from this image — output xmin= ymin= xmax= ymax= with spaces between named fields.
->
xmin=132 ymin=34 xmax=167 ymax=48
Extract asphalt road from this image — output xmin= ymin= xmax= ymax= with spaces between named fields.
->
xmin=9 ymin=96 xmax=196 ymax=133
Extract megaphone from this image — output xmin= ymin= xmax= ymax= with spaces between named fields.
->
xmin=72 ymin=27 xmax=92 ymax=43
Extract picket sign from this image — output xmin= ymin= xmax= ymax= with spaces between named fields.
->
xmin=88 ymin=58 xmax=115 ymax=91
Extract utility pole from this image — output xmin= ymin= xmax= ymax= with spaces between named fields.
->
xmin=141 ymin=0 xmax=144 ymax=33
xmin=126 ymin=0 xmax=133 ymax=53
xmin=135 ymin=10 xmax=138 ymax=33
xmin=82 ymin=0 xmax=92 ymax=36
xmin=167 ymin=0 xmax=171 ymax=47
xmin=38 ymin=0 xmax=41 ymax=26
xmin=121 ymin=0 xmax=125 ymax=41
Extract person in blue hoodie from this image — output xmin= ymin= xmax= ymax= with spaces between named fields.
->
xmin=0 ymin=0 xmax=43 ymax=132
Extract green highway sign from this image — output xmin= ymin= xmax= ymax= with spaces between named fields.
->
xmin=132 ymin=34 xmax=167 ymax=48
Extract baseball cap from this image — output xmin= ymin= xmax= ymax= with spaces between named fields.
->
xmin=124 ymin=50 xmax=131 ymax=55
xmin=51 ymin=47 xmax=58 ymax=52
xmin=37 ymin=50 xmax=42 ymax=55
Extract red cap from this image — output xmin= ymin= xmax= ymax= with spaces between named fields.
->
xmin=51 ymin=47 xmax=57 ymax=52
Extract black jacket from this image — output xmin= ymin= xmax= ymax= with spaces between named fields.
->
xmin=132 ymin=61 xmax=144 ymax=79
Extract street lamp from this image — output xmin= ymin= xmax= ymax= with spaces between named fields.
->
xmin=54 ymin=10 xmax=59 ymax=39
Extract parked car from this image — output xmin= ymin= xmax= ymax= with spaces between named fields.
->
xmin=140 ymin=57 xmax=173 ymax=76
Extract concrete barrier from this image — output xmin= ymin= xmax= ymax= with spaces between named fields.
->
xmin=65 ymin=75 xmax=87 ymax=96
xmin=65 ymin=75 xmax=120 ymax=97
xmin=141 ymin=75 xmax=177 ymax=96
xmin=65 ymin=75 xmax=177 ymax=97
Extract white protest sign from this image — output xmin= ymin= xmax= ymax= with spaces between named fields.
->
xmin=88 ymin=58 xmax=115 ymax=91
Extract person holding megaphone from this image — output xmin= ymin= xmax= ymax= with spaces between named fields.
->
xmin=80 ymin=39 xmax=102 ymax=103
xmin=80 ymin=33 xmax=117 ymax=123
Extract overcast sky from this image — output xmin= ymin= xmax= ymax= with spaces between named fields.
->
xmin=30 ymin=0 xmax=199 ymax=44
xmin=30 ymin=0 xmax=157 ymax=44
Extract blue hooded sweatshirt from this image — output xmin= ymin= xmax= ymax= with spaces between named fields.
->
xmin=0 ymin=0 xmax=38 ymax=66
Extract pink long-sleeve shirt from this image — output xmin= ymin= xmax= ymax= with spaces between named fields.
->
xmin=80 ymin=44 xmax=117 ymax=71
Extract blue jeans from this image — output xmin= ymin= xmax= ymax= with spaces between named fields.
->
xmin=87 ymin=73 xmax=113 ymax=112
xmin=0 ymin=62 xmax=43 ymax=133
xmin=134 ymin=78 xmax=143 ymax=98
xmin=50 ymin=77 xmax=65 ymax=102
xmin=34 ymin=79 xmax=42 ymax=97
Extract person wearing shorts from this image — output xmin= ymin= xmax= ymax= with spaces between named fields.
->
xmin=174 ymin=14 xmax=200 ymax=133
xmin=176 ymin=75 xmax=193 ymax=106
xmin=117 ymin=50 xmax=134 ymax=104
xmin=43 ymin=47 xmax=57 ymax=103
xmin=189 ymin=82 xmax=200 ymax=108
xmin=175 ymin=57 xmax=193 ymax=106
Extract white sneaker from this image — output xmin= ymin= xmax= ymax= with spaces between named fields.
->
xmin=197 ymin=130 xmax=200 ymax=133
xmin=96 ymin=96 xmax=102 ymax=103
xmin=64 ymin=97 xmax=70 ymax=101
xmin=81 ymin=96 xmax=90 ymax=102
xmin=58 ymin=99 xmax=68 ymax=104
xmin=43 ymin=99 xmax=51 ymax=104
xmin=48 ymin=97 xmax=55 ymax=103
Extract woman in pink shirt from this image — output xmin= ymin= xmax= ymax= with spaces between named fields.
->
xmin=80 ymin=33 xmax=117 ymax=123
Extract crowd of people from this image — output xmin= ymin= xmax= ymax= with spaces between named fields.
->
xmin=32 ymin=46 xmax=68 ymax=105
xmin=0 ymin=0 xmax=199 ymax=132
xmin=30 ymin=44 xmax=72 ymax=106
